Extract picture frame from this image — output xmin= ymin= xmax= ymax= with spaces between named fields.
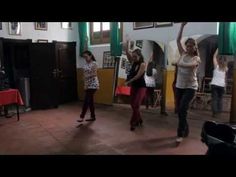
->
xmin=61 ymin=22 xmax=72 ymax=29
xmin=103 ymin=51 xmax=115 ymax=69
xmin=121 ymin=58 xmax=126 ymax=69
xmin=0 ymin=22 xmax=2 ymax=30
xmin=125 ymin=61 xmax=132 ymax=75
xmin=155 ymin=22 xmax=173 ymax=27
xmin=35 ymin=22 xmax=47 ymax=30
xmin=8 ymin=22 xmax=21 ymax=35
xmin=136 ymin=40 xmax=143 ymax=49
xmin=133 ymin=22 xmax=154 ymax=30
xmin=37 ymin=39 xmax=48 ymax=43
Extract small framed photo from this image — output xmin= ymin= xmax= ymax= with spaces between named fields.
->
xmin=121 ymin=58 xmax=126 ymax=69
xmin=155 ymin=22 xmax=173 ymax=27
xmin=133 ymin=22 xmax=154 ymax=30
xmin=103 ymin=51 xmax=115 ymax=68
xmin=0 ymin=22 xmax=2 ymax=30
xmin=8 ymin=22 xmax=21 ymax=35
xmin=35 ymin=22 xmax=47 ymax=30
xmin=61 ymin=22 xmax=72 ymax=29
xmin=136 ymin=40 xmax=143 ymax=49
xmin=125 ymin=61 xmax=132 ymax=75
xmin=37 ymin=39 xmax=48 ymax=43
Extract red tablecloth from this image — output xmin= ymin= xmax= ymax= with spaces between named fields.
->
xmin=115 ymin=86 xmax=131 ymax=96
xmin=0 ymin=89 xmax=24 ymax=106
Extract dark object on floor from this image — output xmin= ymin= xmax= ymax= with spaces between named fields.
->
xmin=161 ymin=112 xmax=168 ymax=116
xmin=201 ymin=121 xmax=236 ymax=155
xmin=85 ymin=118 xmax=96 ymax=122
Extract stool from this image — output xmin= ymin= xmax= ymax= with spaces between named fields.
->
xmin=154 ymin=89 xmax=161 ymax=107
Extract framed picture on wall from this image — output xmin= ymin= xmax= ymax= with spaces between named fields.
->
xmin=125 ymin=61 xmax=132 ymax=75
xmin=35 ymin=22 xmax=47 ymax=30
xmin=37 ymin=39 xmax=48 ymax=43
xmin=136 ymin=40 xmax=143 ymax=49
xmin=103 ymin=51 xmax=115 ymax=69
xmin=8 ymin=22 xmax=21 ymax=35
xmin=121 ymin=58 xmax=126 ymax=69
xmin=133 ymin=22 xmax=154 ymax=30
xmin=61 ymin=22 xmax=72 ymax=29
xmin=0 ymin=22 xmax=2 ymax=30
xmin=155 ymin=22 xmax=173 ymax=27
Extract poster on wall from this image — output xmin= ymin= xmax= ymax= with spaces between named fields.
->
xmin=133 ymin=22 xmax=154 ymax=30
xmin=103 ymin=51 xmax=115 ymax=68
xmin=61 ymin=22 xmax=72 ymax=29
xmin=35 ymin=22 xmax=47 ymax=30
xmin=0 ymin=22 xmax=2 ymax=30
xmin=8 ymin=22 xmax=21 ymax=35
xmin=155 ymin=22 xmax=173 ymax=27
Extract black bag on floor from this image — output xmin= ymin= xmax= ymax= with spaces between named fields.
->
xmin=201 ymin=121 xmax=236 ymax=155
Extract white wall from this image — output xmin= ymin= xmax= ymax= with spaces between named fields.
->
xmin=0 ymin=22 xmax=80 ymax=67
xmin=84 ymin=22 xmax=218 ymax=69
xmin=124 ymin=22 xmax=218 ymax=43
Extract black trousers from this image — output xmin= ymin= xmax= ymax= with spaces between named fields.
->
xmin=211 ymin=85 xmax=224 ymax=115
xmin=145 ymin=87 xmax=155 ymax=108
xmin=176 ymin=88 xmax=196 ymax=137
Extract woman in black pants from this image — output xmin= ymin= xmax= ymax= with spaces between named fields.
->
xmin=174 ymin=22 xmax=201 ymax=143
xmin=210 ymin=49 xmax=228 ymax=118
xmin=77 ymin=51 xmax=99 ymax=122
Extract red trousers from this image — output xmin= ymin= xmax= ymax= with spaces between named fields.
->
xmin=130 ymin=87 xmax=147 ymax=126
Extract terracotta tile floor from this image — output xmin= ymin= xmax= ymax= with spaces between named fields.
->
xmin=0 ymin=102 xmax=231 ymax=155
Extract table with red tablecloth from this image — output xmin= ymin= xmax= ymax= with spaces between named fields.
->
xmin=115 ymin=86 xmax=131 ymax=96
xmin=0 ymin=89 xmax=24 ymax=121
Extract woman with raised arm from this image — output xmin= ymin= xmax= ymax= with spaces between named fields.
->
xmin=210 ymin=48 xmax=228 ymax=118
xmin=125 ymin=40 xmax=146 ymax=131
xmin=144 ymin=53 xmax=157 ymax=109
xmin=174 ymin=22 xmax=201 ymax=143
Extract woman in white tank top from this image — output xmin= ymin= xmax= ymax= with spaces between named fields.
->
xmin=210 ymin=49 xmax=228 ymax=118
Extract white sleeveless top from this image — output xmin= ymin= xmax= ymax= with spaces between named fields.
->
xmin=176 ymin=54 xmax=200 ymax=90
xmin=144 ymin=68 xmax=157 ymax=88
xmin=210 ymin=65 xmax=227 ymax=87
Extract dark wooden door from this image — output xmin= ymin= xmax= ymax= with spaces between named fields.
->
xmin=0 ymin=39 xmax=3 ymax=67
xmin=55 ymin=42 xmax=78 ymax=104
xmin=29 ymin=43 xmax=59 ymax=109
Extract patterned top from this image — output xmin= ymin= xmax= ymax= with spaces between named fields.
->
xmin=83 ymin=61 xmax=99 ymax=90
xmin=176 ymin=54 xmax=201 ymax=90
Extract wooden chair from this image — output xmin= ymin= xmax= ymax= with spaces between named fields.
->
xmin=154 ymin=89 xmax=161 ymax=107
xmin=190 ymin=77 xmax=212 ymax=110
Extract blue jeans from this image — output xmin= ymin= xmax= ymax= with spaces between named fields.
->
xmin=211 ymin=85 xmax=224 ymax=115
xmin=176 ymin=88 xmax=196 ymax=137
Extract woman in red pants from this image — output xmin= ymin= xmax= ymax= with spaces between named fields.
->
xmin=125 ymin=41 xmax=146 ymax=131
